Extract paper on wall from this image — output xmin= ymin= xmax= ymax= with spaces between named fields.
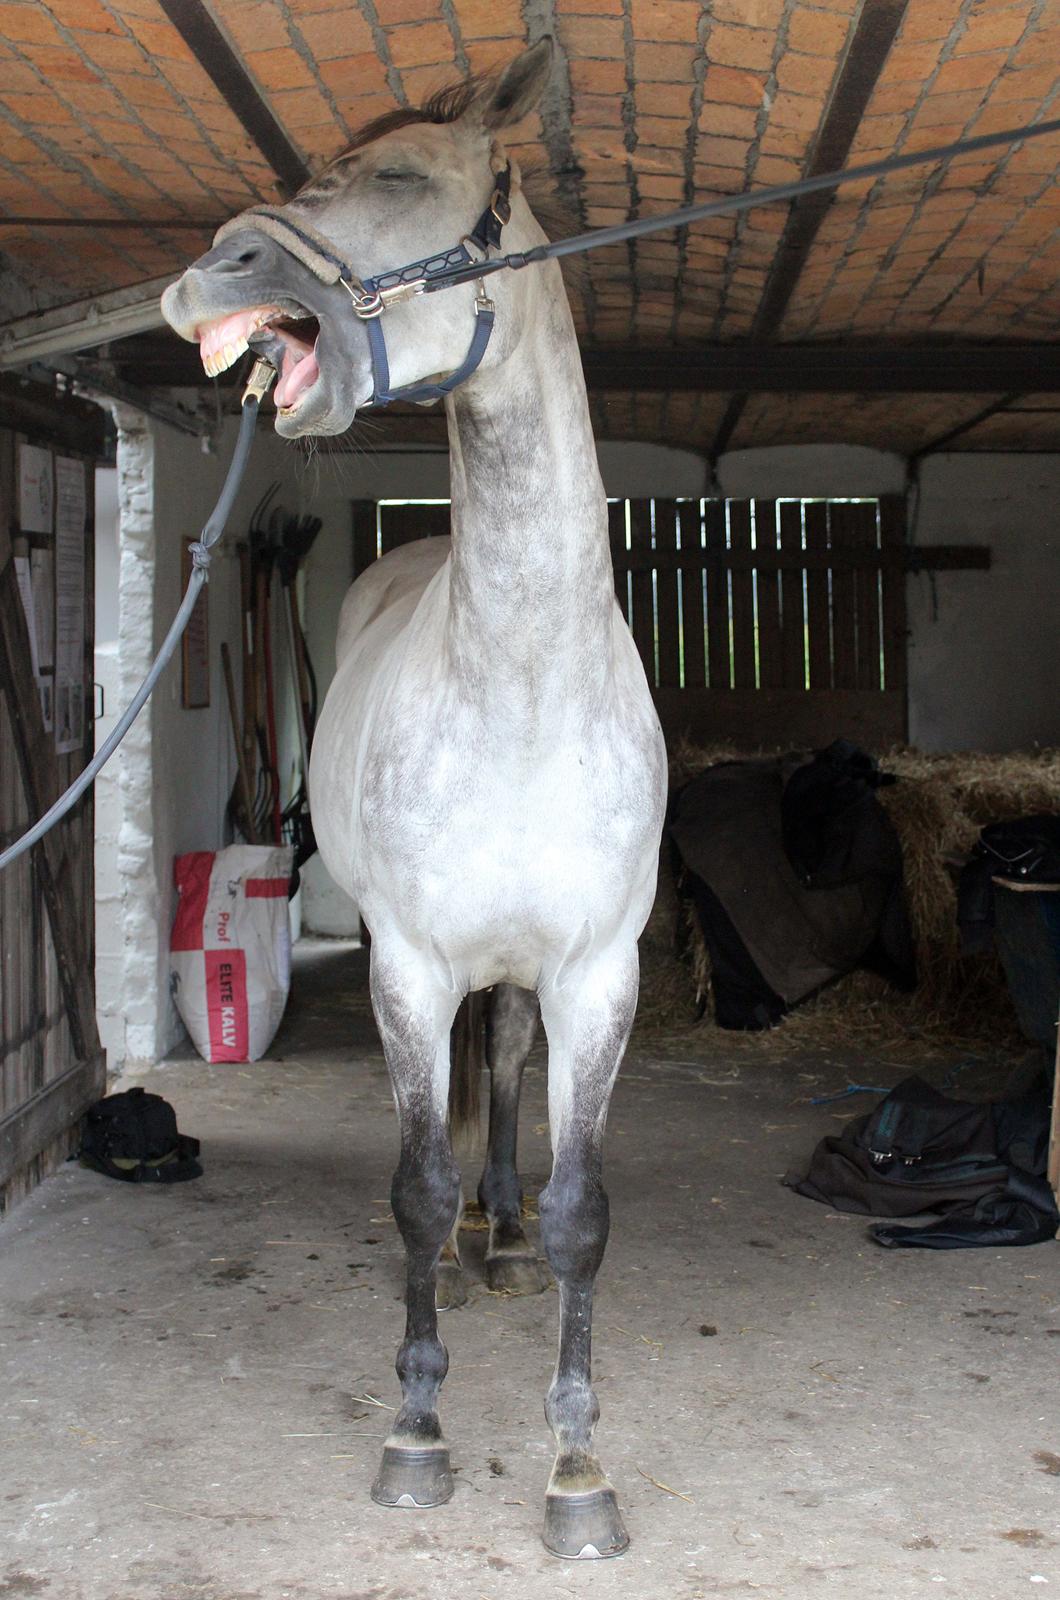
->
xmin=37 ymin=674 xmax=54 ymax=733
xmin=13 ymin=555 xmax=40 ymax=676
xmin=13 ymin=554 xmax=54 ymax=731
xmin=54 ymin=457 xmax=86 ymax=754
xmin=18 ymin=443 xmax=53 ymax=534
xmin=31 ymin=547 xmax=54 ymax=668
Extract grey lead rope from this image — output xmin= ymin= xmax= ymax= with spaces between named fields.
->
xmin=0 ymin=378 xmax=269 ymax=874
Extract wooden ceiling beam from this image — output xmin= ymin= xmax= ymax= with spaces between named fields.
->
xmin=88 ymin=337 xmax=1060 ymax=395
xmin=0 ymin=373 xmax=109 ymax=456
xmin=155 ymin=0 xmax=310 ymax=197
xmin=584 ymin=344 xmax=1060 ymax=393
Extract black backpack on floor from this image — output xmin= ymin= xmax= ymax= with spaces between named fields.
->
xmin=78 ymin=1087 xmax=202 ymax=1184
xmin=786 ymin=1074 xmax=1057 ymax=1249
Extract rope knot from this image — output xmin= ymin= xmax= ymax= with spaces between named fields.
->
xmin=188 ymin=540 xmax=211 ymax=573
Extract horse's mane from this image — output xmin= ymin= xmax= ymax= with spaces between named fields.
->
xmin=337 ymin=78 xmax=486 ymax=160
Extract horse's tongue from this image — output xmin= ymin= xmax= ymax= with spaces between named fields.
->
xmin=274 ymin=348 xmax=320 ymax=409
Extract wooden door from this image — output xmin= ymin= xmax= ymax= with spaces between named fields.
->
xmin=1 ymin=422 xmax=104 ymax=1217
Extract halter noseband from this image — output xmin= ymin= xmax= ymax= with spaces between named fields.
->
xmin=212 ymin=165 xmax=513 ymax=408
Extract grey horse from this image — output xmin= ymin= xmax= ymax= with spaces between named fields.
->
xmin=162 ymin=39 xmax=666 ymax=1559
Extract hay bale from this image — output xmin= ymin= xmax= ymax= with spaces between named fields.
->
xmin=638 ymin=744 xmax=1060 ymax=1055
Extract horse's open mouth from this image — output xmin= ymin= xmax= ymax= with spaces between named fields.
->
xmin=197 ymin=305 xmax=322 ymax=413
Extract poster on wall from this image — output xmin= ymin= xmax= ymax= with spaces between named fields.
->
xmin=54 ymin=457 xmax=86 ymax=754
xmin=18 ymin=443 xmax=53 ymax=534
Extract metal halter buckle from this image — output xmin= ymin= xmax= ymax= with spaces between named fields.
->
xmin=342 ymin=277 xmax=428 ymax=319
xmin=490 ymin=189 xmax=512 ymax=226
xmin=378 ymin=279 xmax=428 ymax=309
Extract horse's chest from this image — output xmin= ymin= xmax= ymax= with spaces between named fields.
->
xmin=361 ymin=729 xmax=655 ymax=949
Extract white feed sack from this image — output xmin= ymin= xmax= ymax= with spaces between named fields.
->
xmin=170 ymin=844 xmax=294 ymax=1062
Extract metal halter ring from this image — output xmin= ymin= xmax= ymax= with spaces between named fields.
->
xmin=341 ymin=279 xmax=384 ymax=319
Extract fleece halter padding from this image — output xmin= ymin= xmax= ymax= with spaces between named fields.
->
xmin=213 ymin=207 xmax=347 ymax=286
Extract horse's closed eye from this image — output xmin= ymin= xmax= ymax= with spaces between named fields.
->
xmin=374 ymin=169 xmax=428 ymax=185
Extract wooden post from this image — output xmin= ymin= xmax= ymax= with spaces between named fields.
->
xmin=221 ymin=641 xmax=260 ymax=845
xmin=1049 ymin=1012 xmax=1060 ymax=1211
xmin=0 ymin=520 xmax=99 ymax=1066
xmin=627 ymin=499 xmax=656 ymax=688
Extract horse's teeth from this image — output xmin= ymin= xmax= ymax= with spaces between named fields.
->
xmin=201 ymin=318 xmax=269 ymax=379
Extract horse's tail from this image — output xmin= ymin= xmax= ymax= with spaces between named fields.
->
xmin=448 ymin=989 xmax=486 ymax=1138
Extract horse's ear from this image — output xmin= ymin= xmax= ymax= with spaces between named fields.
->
xmin=471 ymin=37 xmax=553 ymax=130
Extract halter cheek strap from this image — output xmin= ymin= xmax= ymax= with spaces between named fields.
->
xmin=212 ymin=165 xmax=512 ymax=408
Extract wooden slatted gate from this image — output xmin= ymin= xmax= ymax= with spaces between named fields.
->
xmin=352 ymin=495 xmax=907 ymax=750
xmin=610 ymin=494 xmax=907 ymax=748
xmin=353 ymin=499 xmax=452 ymax=577
xmin=1 ymin=422 xmax=104 ymax=1217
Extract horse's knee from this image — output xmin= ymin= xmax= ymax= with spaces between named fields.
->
xmin=539 ymin=1165 xmax=609 ymax=1281
xmin=391 ymin=1147 xmax=461 ymax=1254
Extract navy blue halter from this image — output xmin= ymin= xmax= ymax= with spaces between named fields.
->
xmin=352 ymin=169 xmax=509 ymax=405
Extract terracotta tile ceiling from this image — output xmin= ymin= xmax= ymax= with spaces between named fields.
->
xmin=1 ymin=0 xmax=1057 ymax=453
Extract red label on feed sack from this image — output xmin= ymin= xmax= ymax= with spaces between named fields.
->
xmin=205 ymin=947 xmax=249 ymax=1061
xmin=171 ymin=852 xmax=214 ymax=952
xmin=245 ymin=877 xmax=288 ymax=898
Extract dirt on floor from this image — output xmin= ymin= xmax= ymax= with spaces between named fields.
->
xmin=1 ymin=938 xmax=1057 ymax=1600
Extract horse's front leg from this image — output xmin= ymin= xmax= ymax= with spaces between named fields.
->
xmin=369 ymin=943 xmax=462 ymax=1510
xmin=478 ymin=983 xmax=547 ymax=1295
xmin=537 ymin=946 xmax=639 ymax=1559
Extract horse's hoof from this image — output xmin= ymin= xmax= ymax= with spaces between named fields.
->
xmin=542 ymin=1487 xmax=629 ymax=1559
xmin=485 ymin=1251 xmax=548 ymax=1296
xmin=435 ymin=1259 xmax=468 ymax=1310
xmin=371 ymin=1444 xmax=454 ymax=1508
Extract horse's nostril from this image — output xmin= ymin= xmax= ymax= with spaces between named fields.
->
xmin=202 ymin=236 xmax=267 ymax=274
xmin=212 ymin=248 xmax=260 ymax=273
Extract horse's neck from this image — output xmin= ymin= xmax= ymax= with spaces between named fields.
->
xmin=444 ymin=271 xmax=614 ymax=718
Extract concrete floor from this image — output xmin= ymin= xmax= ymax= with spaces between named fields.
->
xmin=1 ymin=939 xmax=1057 ymax=1600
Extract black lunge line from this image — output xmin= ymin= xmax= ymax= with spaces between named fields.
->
xmin=0 ymin=362 xmax=275 ymax=874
